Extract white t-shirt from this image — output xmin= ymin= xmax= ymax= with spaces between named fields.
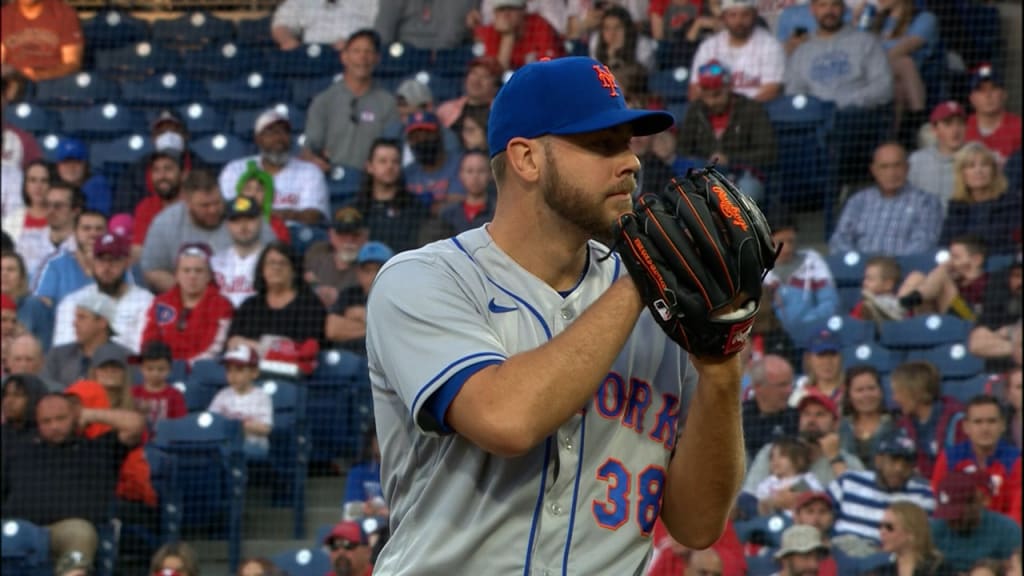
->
xmin=53 ymin=283 xmax=155 ymax=354
xmin=690 ymin=27 xmax=786 ymax=99
xmin=1 ymin=163 xmax=24 ymax=218
xmin=218 ymin=156 xmax=329 ymax=218
xmin=211 ymin=246 xmax=263 ymax=308
xmin=208 ymin=385 xmax=274 ymax=449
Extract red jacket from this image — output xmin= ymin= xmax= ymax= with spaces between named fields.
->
xmin=474 ymin=14 xmax=565 ymax=70
xmin=895 ymin=396 xmax=966 ymax=479
xmin=647 ymin=519 xmax=748 ymax=575
xmin=933 ymin=438 xmax=1022 ymax=524
xmin=142 ymin=282 xmax=234 ymax=363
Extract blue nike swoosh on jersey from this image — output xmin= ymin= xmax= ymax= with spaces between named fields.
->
xmin=488 ymin=298 xmax=518 ymax=313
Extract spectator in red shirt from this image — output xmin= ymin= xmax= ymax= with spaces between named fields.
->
xmin=130 ymin=340 xmax=187 ymax=432
xmin=475 ymin=0 xmax=565 ymax=71
xmin=0 ymin=0 xmax=83 ymax=81
xmin=141 ymin=243 xmax=234 ymax=364
xmin=897 ymin=234 xmax=989 ymax=321
xmin=132 ymin=149 xmax=184 ymax=262
xmin=932 ymin=395 xmax=1022 ymax=524
xmin=115 ymin=110 xmax=201 ymax=216
xmin=966 ymin=65 xmax=1022 ymax=166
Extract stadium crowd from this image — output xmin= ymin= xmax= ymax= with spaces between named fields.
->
xmin=1 ymin=0 xmax=1022 ymax=574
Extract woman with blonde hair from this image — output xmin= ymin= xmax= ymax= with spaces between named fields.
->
xmin=878 ymin=501 xmax=954 ymax=575
xmin=941 ymin=142 xmax=1021 ymax=254
xmin=150 ymin=540 xmax=200 ymax=576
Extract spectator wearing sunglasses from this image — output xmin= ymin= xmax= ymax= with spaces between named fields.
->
xmin=876 ymin=501 xmax=952 ymax=576
xmin=141 ymin=243 xmax=234 ymax=365
xmin=322 ymin=520 xmax=374 ymax=576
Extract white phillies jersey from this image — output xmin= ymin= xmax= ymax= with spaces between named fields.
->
xmin=367 ymin=227 xmax=697 ymax=576
xmin=218 ymin=155 xmax=330 ymax=217
xmin=690 ymin=27 xmax=786 ymax=100
xmin=211 ymin=247 xmax=261 ymax=308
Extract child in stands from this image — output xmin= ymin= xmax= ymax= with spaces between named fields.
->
xmin=208 ymin=343 xmax=273 ymax=460
xmin=131 ymin=340 xmax=187 ymax=431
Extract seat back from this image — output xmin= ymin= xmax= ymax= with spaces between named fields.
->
xmin=61 ymin=103 xmax=144 ymax=139
xmin=261 ymin=378 xmax=311 ymax=538
xmin=3 ymin=102 xmax=58 ymax=134
xmin=171 ymin=103 xmax=228 ymax=137
xmin=95 ymin=42 xmax=182 ymax=81
xmin=184 ymin=359 xmax=228 ymax=412
xmin=1 ymin=519 xmax=52 ymax=576
xmin=308 ymin=350 xmax=372 ymax=462
xmin=878 ymin=315 xmax=972 ymax=349
xmin=232 ymin=104 xmax=306 ymax=139
xmin=764 ymin=94 xmax=836 ymax=214
xmin=190 ymin=133 xmax=253 ymax=170
xmin=205 ymin=73 xmax=289 ymax=107
xmin=120 ymin=73 xmax=207 ymax=108
xmin=151 ymin=11 xmax=235 ymax=52
xmin=825 ymin=251 xmax=868 ymax=288
xmin=941 ymin=374 xmax=993 ymax=405
xmin=266 ymin=44 xmax=342 ymax=79
xmin=823 ymin=315 xmax=875 ymax=348
xmin=842 ymin=342 xmax=905 ymax=375
xmin=906 ymin=343 xmax=984 ymax=379
xmin=271 ymin=548 xmax=331 ymax=576
xmin=182 ymin=42 xmax=265 ymax=81
xmin=90 ymin=134 xmax=153 ymax=175
xmin=34 ymin=73 xmax=120 ymax=108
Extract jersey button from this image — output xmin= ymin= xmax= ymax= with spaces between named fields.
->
xmin=560 ymin=309 xmax=574 ymax=320
xmin=549 ymin=503 xmax=563 ymax=516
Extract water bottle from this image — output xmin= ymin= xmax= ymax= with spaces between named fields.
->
xmin=858 ymin=3 xmax=877 ymax=31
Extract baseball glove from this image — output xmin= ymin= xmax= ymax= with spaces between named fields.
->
xmin=613 ymin=166 xmax=778 ymax=357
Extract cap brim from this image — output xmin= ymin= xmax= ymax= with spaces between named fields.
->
xmin=551 ymin=108 xmax=675 ymax=139
xmin=774 ymin=544 xmax=829 ymax=560
xmin=933 ymin=504 xmax=964 ymax=520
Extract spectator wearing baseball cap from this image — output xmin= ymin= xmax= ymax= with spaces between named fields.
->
xmin=775 ymin=524 xmax=830 ymax=575
xmin=678 ymin=59 xmax=777 ymax=188
xmin=208 ymin=343 xmax=273 ymax=460
xmin=403 ymin=111 xmax=465 ymax=212
xmin=130 ymin=340 xmax=187 ymax=431
xmin=42 ymin=291 xmax=133 ymax=388
xmin=790 ymin=330 xmax=844 ymax=409
xmin=210 ymin=196 xmax=269 ymax=308
xmin=303 ymin=206 xmax=370 ymax=308
xmin=930 ymin=469 xmax=1021 ymax=573
xmin=51 ymin=232 xmax=155 ymax=355
xmin=908 ymin=101 xmax=967 ymax=211
xmin=326 ymin=241 xmax=394 ymax=355
xmin=141 ymin=242 xmax=235 ymax=364
xmin=966 ymin=64 xmax=1021 ymax=165
xmin=473 ymin=0 xmax=565 ymax=71
xmin=113 ymin=108 xmax=200 ymax=216
xmin=436 ymin=56 xmax=502 ymax=130
xmin=53 ymin=137 xmax=114 ymax=216
xmin=218 ymin=107 xmax=329 ymax=226
xmin=322 ymin=520 xmax=373 ymax=576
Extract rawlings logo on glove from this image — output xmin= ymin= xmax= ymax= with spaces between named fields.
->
xmin=613 ymin=166 xmax=778 ymax=357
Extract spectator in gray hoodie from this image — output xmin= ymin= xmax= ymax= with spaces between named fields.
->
xmin=908 ymin=101 xmax=966 ymax=212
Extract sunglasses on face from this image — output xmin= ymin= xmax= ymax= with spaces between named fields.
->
xmin=699 ymin=63 xmax=726 ymax=77
xmin=328 ymin=539 xmax=360 ymax=551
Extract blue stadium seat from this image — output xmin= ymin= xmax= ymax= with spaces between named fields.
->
xmin=837 ymin=286 xmax=862 ymax=315
xmin=152 ymin=412 xmax=246 ymax=572
xmin=986 ymin=253 xmax=1016 ymax=273
xmin=94 ymin=42 xmax=182 ymax=81
xmin=415 ymin=73 xmax=462 ymax=104
xmin=291 ymin=76 xmax=336 ymax=107
xmin=152 ymin=11 xmax=236 ymax=52
xmin=1 ymin=519 xmax=52 ymax=576
xmin=565 ymin=39 xmax=589 ymax=57
xmin=878 ymin=314 xmax=972 ymax=349
xmin=182 ymin=42 xmax=265 ymax=80
xmin=266 ymin=44 xmax=342 ymax=78
xmin=433 ymin=45 xmax=476 ymax=77
xmin=120 ymin=73 xmax=207 ymax=107
xmin=897 ymin=249 xmax=945 ymax=278
xmin=166 ymin=103 xmax=229 ymax=137
xmin=3 ymin=102 xmax=58 ymax=134
xmin=287 ymin=223 xmax=328 ymax=257
xmin=143 ymin=444 xmax=181 ymax=542
xmin=666 ymin=103 xmax=688 ymax=127
xmin=942 ymin=374 xmax=992 ymax=405
xmin=764 ymin=94 xmax=836 ymax=222
xmin=823 ymin=314 xmax=874 ymax=347
xmin=183 ymin=359 xmax=228 ymax=412
xmin=34 ymin=73 xmax=120 ymax=107
xmin=271 ymin=548 xmax=331 ymax=576
xmin=735 ymin=514 xmax=790 ymax=548
xmin=232 ymin=104 xmax=306 ymax=139
xmin=90 ymin=134 xmax=153 ymax=173
xmin=907 ymin=343 xmax=984 ymax=379
xmin=746 ymin=554 xmax=780 ymax=576
xmin=842 ymin=342 xmax=905 ymax=374
xmin=327 ymin=165 xmax=365 ymax=209
xmin=235 ymin=15 xmax=274 ymax=48
xmin=169 ymin=359 xmax=189 ymax=388
xmin=206 ymin=73 xmax=290 ymax=107
xmin=826 ymin=250 xmax=868 ymax=288
xmin=82 ymin=10 xmax=149 ymax=53
xmin=308 ymin=350 xmax=373 ymax=463
xmin=60 ymin=103 xmax=145 ymax=139
xmin=260 ymin=379 xmax=311 ymax=539
xmin=648 ymin=68 xmax=689 ymax=104
xmin=190 ymin=133 xmax=252 ymax=169
xmin=376 ymin=42 xmax=432 ymax=78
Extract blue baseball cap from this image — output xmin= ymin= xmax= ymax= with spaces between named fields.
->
xmin=970 ymin=63 xmax=1003 ymax=90
xmin=54 ymin=138 xmax=88 ymax=162
xmin=876 ymin=427 xmax=917 ymax=459
xmin=486 ymin=56 xmax=674 ymax=158
xmin=808 ymin=330 xmax=840 ymax=354
xmin=357 ymin=241 xmax=394 ymax=265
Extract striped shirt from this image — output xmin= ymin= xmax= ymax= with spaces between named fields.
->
xmin=829 ymin=470 xmax=935 ymax=542
xmin=828 ymin=184 xmax=944 ymax=256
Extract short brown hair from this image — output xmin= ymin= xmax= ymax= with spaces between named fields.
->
xmin=866 ymin=256 xmax=902 ymax=284
xmin=181 ymin=169 xmax=219 ymax=195
xmin=490 ymin=152 xmax=507 ymax=184
xmin=772 ymin=436 xmax=813 ymax=473
xmin=890 ymin=361 xmax=941 ymax=405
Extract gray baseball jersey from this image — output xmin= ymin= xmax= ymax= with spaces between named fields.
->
xmin=366 ymin=226 xmax=697 ymax=576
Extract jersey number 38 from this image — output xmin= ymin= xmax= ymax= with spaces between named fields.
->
xmin=592 ymin=459 xmax=666 ymax=536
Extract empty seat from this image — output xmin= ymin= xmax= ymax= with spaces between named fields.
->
xmin=90 ymin=134 xmax=153 ymax=171
xmin=183 ymin=358 xmax=228 ymax=412
xmin=231 ymin=104 xmax=306 ymax=139
xmin=822 ymin=315 xmax=874 ymax=348
xmin=206 ymin=73 xmax=290 ymax=107
xmin=182 ymin=42 xmax=265 ymax=80
xmin=897 ymin=250 xmax=945 ymax=278
xmin=376 ymin=42 xmax=432 ymax=78
xmin=327 ymin=165 xmax=364 ymax=208
xmin=190 ymin=133 xmax=252 ymax=170
xmin=260 ymin=379 xmax=311 ymax=538
xmin=271 ymin=548 xmax=331 ymax=576
xmin=838 ymin=286 xmax=862 ymax=314
xmin=1 ymin=519 xmax=52 ymax=576
xmin=433 ymin=45 xmax=476 ymax=77
xmin=826 ymin=250 xmax=868 ymax=288
xmin=842 ymin=342 xmax=905 ymax=374
xmin=34 ymin=73 xmax=120 ymax=107
xmin=94 ymin=42 xmax=182 ymax=81
xmin=942 ymin=374 xmax=993 ymax=405
xmin=120 ymin=73 xmax=207 ymax=107
xmin=307 ymin=349 xmax=372 ymax=463
xmin=649 ymin=68 xmax=689 ymax=104
xmin=235 ymin=15 xmax=274 ymax=48
xmin=170 ymin=102 xmax=229 ymax=137
xmin=152 ymin=11 xmax=235 ymax=52
xmin=765 ymin=94 xmax=837 ymax=219
xmin=61 ymin=103 xmax=145 ymax=139
xmin=3 ymin=102 xmax=58 ymax=134
xmin=878 ymin=314 xmax=972 ymax=349
xmin=82 ymin=10 xmax=149 ymax=52
xmin=907 ymin=343 xmax=985 ymax=380
xmin=291 ymin=76 xmax=337 ymax=107
xmin=266 ymin=44 xmax=341 ymax=78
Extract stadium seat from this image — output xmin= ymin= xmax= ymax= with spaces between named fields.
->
xmin=565 ymin=38 xmax=589 ymax=57
xmin=152 ymin=412 xmax=246 ymax=572
xmin=143 ymin=445 xmax=181 ymax=542
xmin=168 ymin=103 xmax=229 ymax=137
xmin=235 ymin=15 xmax=275 ymax=48
xmin=826 ymin=250 xmax=868 ymax=288
xmin=666 ymin=103 xmax=688 ymax=127
xmin=94 ymin=42 xmax=182 ymax=81
xmin=190 ymin=133 xmax=252 ymax=169
xmin=206 ymin=73 xmax=290 ymax=107
xmin=266 ymin=44 xmax=342 ymax=79
xmin=415 ymin=73 xmax=462 ymax=104
xmin=842 ymin=342 xmax=905 ymax=374
xmin=897 ymin=249 xmax=945 ymax=278
xmin=271 ymin=548 xmax=331 ymax=576
xmin=291 ymin=76 xmax=337 ymax=107
xmin=90 ymin=134 xmax=153 ymax=172
xmin=906 ymin=343 xmax=984 ymax=379
xmin=60 ymin=103 xmax=145 ymax=139
xmin=183 ymin=359 xmax=228 ymax=412
xmin=822 ymin=314 xmax=874 ymax=347
xmin=1 ymin=519 xmax=52 ymax=576
xmin=287 ymin=223 xmax=328 ymax=257
xmin=308 ymin=349 xmax=372 ymax=463
xmin=34 ymin=73 xmax=120 ymax=107
xmin=878 ymin=314 xmax=972 ymax=349
xmin=120 ymin=73 xmax=207 ymax=107
xmin=746 ymin=554 xmax=780 ymax=576
xmin=182 ymin=42 xmax=265 ymax=80
xmin=3 ymin=102 xmax=58 ymax=134
xmin=433 ymin=45 xmax=476 ymax=77
xmin=986 ymin=253 xmax=1016 ymax=273
xmin=259 ymin=379 xmax=311 ymax=538
xmin=734 ymin=514 xmax=790 ymax=548
xmin=327 ymin=165 xmax=365 ymax=209
xmin=837 ymin=286 xmax=862 ymax=314
xmin=764 ymin=94 xmax=836 ymax=222
xmin=648 ymin=68 xmax=689 ymax=104
xmin=942 ymin=374 xmax=992 ymax=405
xmin=151 ymin=11 xmax=236 ymax=52
xmin=231 ymin=104 xmax=306 ymax=139
xmin=82 ymin=10 xmax=149 ymax=53
xmin=376 ymin=42 xmax=432 ymax=78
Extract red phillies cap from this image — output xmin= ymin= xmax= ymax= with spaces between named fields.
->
xmin=1 ymin=294 xmax=15 ymax=312
xmin=798 ymin=390 xmax=839 ymax=419
xmin=221 ymin=344 xmax=259 ymax=367
xmin=794 ymin=491 xmax=834 ymax=511
xmin=93 ymin=232 xmax=131 ymax=259
xmin=929 ymin=101 xmax=965 ymax=124
xmin=322 ymin=520 xmax=366 ymax=546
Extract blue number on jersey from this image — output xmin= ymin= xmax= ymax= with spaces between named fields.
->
xmin=593 ymin=459 xmax=630 ymax=529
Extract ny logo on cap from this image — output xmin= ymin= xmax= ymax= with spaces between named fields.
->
xmin=593 ymin=64 xmax=619 ymax=97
